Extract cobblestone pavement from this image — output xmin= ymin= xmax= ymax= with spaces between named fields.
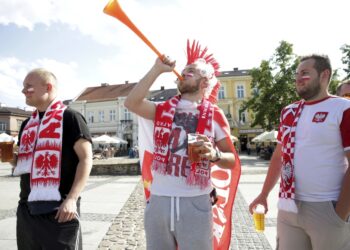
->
xmin=231 ymin=190 xmax=272 ymax=250
xmin=98 ymin=182 xmax=146 ymax=250
xmin=97 ymin=158 xmax=274 ymax=250
xmin=1 ymin=155 xmax=275 ymax=250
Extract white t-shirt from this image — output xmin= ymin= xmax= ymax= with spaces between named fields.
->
xmin=150 ymin=99 xmax=227 ymax=197
xmin=293 ymin=97 xmax=350 ymax=201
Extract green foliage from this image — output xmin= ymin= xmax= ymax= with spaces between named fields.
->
xmin=241 ymin=41 xmax=299 ymax=130
xmin=328 ymin=69 xmax=340 ymax=95
xmin=340 ymin=44 xmax=350 ymax=79
xmin=241 ymin=42 xmax=348 ymax=130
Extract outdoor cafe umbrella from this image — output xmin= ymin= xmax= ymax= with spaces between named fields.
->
xmin=111 ymin=136 xmax=128 ymax=144
xmin=92 ymin=135 xmax=127 ymax=144
xmin=252 ymin=130 xmax=278 ymax=142
xmin=251 ymin=131 xmax=269 ymax=142
xmin=259 ymin=130 xmax=278 ymax=142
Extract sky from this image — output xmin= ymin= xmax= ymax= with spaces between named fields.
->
xmin=0 ymin=0 xmax=349 ymax=109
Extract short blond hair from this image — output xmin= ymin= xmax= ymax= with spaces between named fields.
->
xmin=27 ymin=68 xmax=57 ymax=87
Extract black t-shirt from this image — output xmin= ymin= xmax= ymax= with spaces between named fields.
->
xmin=18 ymin=108 xmax=92 ymax=214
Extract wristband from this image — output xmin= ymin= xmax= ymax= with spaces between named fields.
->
xmin=210 ymin=147 xmax=221 ymax=163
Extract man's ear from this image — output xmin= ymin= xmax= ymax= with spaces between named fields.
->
xmin=200 ymin=78 xmax=210 ymax=89
xmin=47 ymin=83 xmax=53 ymax=91
xmin=321 ymin=69 xmax=331 ymax=82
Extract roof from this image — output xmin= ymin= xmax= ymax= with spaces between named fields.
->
xmin=148 ymin=88 xmax=178 ymax=102
xmin=0 ymin=106 xmax=32 ymax=116
xmin=219 ymin=69 xmax=251 ymax=77
xmin=75 ymin=83 xmax=137 ymax=102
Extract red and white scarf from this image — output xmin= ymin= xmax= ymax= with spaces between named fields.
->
xmin=153 ymin=95 xmax=213 ymax=188
xmin=278 ymin=100 xmax=304 ymax=213
xmin=14 ymin=100 xmax=66 ymax=202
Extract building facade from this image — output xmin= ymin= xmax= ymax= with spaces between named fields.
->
xmin=69 ymin=69 xmax=264 ymax=153
xmin=217 ymin=68 xmax=263 ymax=152
xmin=69 ymin=82 xmax=137 ymax=148
xmin=0 ymin=104 xmax=32 ymax=136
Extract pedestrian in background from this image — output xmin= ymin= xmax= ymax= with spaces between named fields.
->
xmin=336 ymin=79 xmax=350 ymax=98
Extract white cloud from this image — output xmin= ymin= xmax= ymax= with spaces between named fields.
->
xmin=2 ymin=0 xmax=349 ymax=71
xmin=0 ymin=57 xmax=29 ymax=108
xmin=1 ymin=0 xmax=350 ymax=108
xmin=0 ymin=57 xmax=84 ymax=107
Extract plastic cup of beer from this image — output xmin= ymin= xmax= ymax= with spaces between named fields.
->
xmin=0 ymin=140 xmax=14 ymax=162
xmin=253 ymin=205 xmax=265 ymax=232
xmin=188 ymin=133 xmax=200 ymax=163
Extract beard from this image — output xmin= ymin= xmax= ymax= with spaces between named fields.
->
xmin=296 ymin=77 xmax=321 ymax=101
xmin=178 ymin=78 xmax=201 ymax=94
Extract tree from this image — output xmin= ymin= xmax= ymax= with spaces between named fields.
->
xmin=241 ymin=41 xmax=299 ymax=130
xmin=328 ymin=69 xmax=340 ymax=95
xmin=340 ymin=44 xmax=350 ymax=79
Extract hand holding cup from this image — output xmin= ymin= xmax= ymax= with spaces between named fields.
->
xmin=253 ymin=204 xmax=265 ymax=232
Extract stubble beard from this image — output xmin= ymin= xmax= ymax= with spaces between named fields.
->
xmin=296 ymin=77 xmax=321 ymax=101
xmin=178 ymin=78 xmax=201 ymax=95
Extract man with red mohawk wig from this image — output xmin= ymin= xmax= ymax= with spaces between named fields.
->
xmin=125 ymin=40 xmax=240 ymax=250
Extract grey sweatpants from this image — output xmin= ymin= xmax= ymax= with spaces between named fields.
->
xmin=277 ymin=200 xmax=350 ymax=250
xmin=144 ymin=194 xmax=213 ymax=250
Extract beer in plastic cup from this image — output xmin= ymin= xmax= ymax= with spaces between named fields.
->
xmin=187 ymin=133 xmax=200 ymax=163
xmin=0 ymin=141 xmax=14 ymax=162
xmin=253 ymin=205 xmax=265 ymax=232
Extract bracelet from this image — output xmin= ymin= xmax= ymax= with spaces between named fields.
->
xmin=210 ymin=147 xmax=221 ymax=163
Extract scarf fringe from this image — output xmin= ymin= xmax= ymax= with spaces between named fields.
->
xmin=13 ymin=161 xmax=31 ymax=175
xmin=28 ymin=184 xmax=61 ymax=202
xmin=186 ymin=171 xmax=211 ymax=189
xmin=186 ymin=169 xmax=211 ymax=189
xmin=152 ymin=160 xmax=167 ymax=175
xmin=278 ymin=198 xmax=298 ymax=213
xmin=14 ymin=154 xmax=34 ymax=175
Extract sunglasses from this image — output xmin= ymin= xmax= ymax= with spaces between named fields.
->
xmin=342 ymin=93 xmax=350 ymax=99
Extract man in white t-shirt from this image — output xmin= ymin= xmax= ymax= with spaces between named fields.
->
xmin=249 ymin=54 xmax=350 ymax=250
xmin=125 ymin=41 xmax=239 ymax=250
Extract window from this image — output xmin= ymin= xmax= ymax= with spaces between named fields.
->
xmin=252 ymin=87 xmax=259 ymax=96
xmin=99 ymin=111 xmax=104 ymax=122
xmin=88 ymin=112 xmax=94 ymax=124
xmin=124 ymin=108 xmax=131 ymax=120
xmin=239 ymin=111 xmax=247 ymax=124
xmin=237 ymin=85 xmax=245 ymax=99
xmin=17 ymin=120 xmax=23 ymax=131
xmin=0 ymin=122 xmax=6 ymax=131
xmin=218 ymin=86 xmax=225 ymax=99
xmin=110 ymin=110 xmax=116 ymax=121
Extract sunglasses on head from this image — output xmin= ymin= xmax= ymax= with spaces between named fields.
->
xmin=342 ymin=93 xmax=350 ymax=99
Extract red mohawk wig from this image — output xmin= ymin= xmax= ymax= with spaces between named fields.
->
xmin=186 ymin=40 xmax=220 ymax=76
xmin=186 ymin=39 xmax=221 ymax=104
